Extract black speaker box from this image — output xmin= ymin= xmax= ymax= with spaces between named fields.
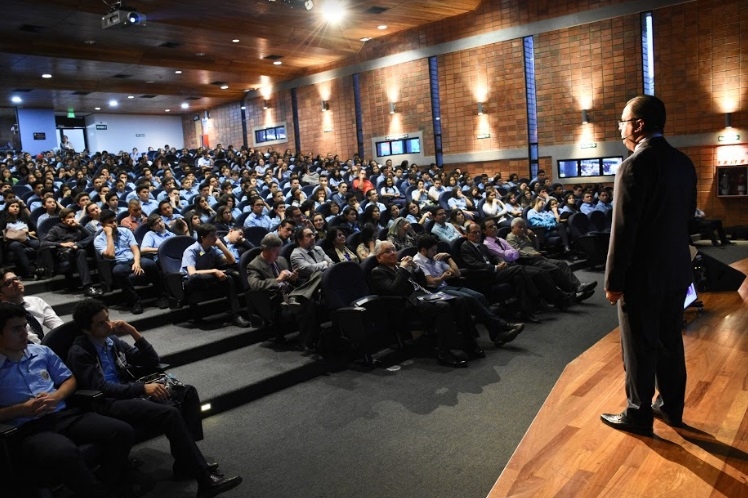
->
xmin=698 ymin=252 xmax=746 ymax=292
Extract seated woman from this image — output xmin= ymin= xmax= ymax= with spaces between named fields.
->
xmin=482 ymin=190 xmax=511 ymax=226
xmin=379 ymin=176 xmax=403 ymax=205
xmin=0 ymin=198 xmax=40 ymax=279
xmin=448 ymin=209 xmax=468 ymax=236
xmin=404 ymin=201 xmax=431 ymax=225
xmin=410 ymin=179 xmax=434 ymax=209
xmin=322 ymin=227 xmax=359 ymax=263
xmin=193 ymin=196 xmax=215 ymax=223
xmin=527 ymin=197 xmax=571 ymax=252
xmin=559 ymin=192 xmax=579 ymax=222
xmin=337 ymin=206 xmax=361 ymax=235
xmin=210 ymin=205 xmax=235 ymax=232
xmin=311 ymin=213 xmax=328 ymax=242
xmin=183 ymin=209 xmax=202 ymax=238
xmin=325 ymin=201 xmax=341 ymax=224
xmin=387 ymin=217 xmax=416 ymax=251
xmin=360 ymin=204 xmax=385 ymax=232
xmin=356 ymin=224 xmax=378 ymax=260
xmin=447 ymin=187 xmax=477 ymax=220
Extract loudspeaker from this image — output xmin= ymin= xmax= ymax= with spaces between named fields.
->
xmin=697 ymin=252 xmax=746 ymax=292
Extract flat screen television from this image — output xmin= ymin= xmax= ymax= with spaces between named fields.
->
xmin=556 ymin=156 xmax=624 ymax=179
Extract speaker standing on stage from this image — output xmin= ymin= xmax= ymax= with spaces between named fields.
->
xmin=601 ymin=95 xmax=697 ymax=435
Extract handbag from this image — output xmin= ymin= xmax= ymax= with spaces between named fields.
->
xmin=4 ymin=227 xmax=27 ymax=242
xmin=138 ymin=372 xmax=188 ymax=406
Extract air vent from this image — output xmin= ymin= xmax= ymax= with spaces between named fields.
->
xmin=19 ymin=24 xmax=46 ymax=33
xmin=210 ymin=81 xmax=227 ymax=86
xmin=264 ymin=55 xmax=283 ymax=60
xmin=139 ymin=95 xmax=157 ymax=98
xmin=365 ymin=6 xmax=388 ymax=14
xmin=12 ymin=88 xmax=33 ymax=93
xmin=72 ymin=91 xmax=91 ymax=95
xmin=159 ymin=41 xmax=182 ymax=49
xmin=112 ymin=74 xmax=133 ymax=79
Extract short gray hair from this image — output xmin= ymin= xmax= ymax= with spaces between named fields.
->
xmin=373 ymin=240 xmax=391 ymax=256
xmin=511 ymin=217 xmax=527 ymax=227
xmin=260 ymin=233 xmax=283 ymax=250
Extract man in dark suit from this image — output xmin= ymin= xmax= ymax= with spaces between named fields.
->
xmin=601 ymin=95 xmax=697 ymax=435
xmin=245 ymin=233 xmax=322 ymax=350
xmin=370 ymin=240 xmax=482 ymax=367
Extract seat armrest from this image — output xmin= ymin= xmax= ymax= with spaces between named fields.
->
xmin=0 ymin=423 xmax=18 ymax=439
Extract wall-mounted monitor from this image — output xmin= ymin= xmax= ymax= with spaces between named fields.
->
xmin=556 ymin=156 xmax=624 ymax=179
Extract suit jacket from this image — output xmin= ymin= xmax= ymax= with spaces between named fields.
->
xmin=67 ymin=334 xmax=160 ymax=399
xmin=245 ymin=254 xmax=320 ymax=302
xmin=459 ymin=239 xmax=500 ymax=271
xmin=605 ymin=136 xmax=697 ymax=293
xmin=370 ymin=264 xmax=429 ymax=306
xmin=290 ymin=245 xmax=333 ymax=279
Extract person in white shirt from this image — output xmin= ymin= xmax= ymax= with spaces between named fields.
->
xmin=0 ymin=269 xmax=63 ymax=343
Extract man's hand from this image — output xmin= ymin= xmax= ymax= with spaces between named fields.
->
xmin=131 ymin=262 xmax=144 ymax=275
xmin=144 ymin=383 xmax=170 ymax=402
xmin=111 ymin=320 xmax=138 ymax=338
xmin=434 ymin=252 xmax=450 ymax=261
xmin=496 ymin=262 xmax=508 ymax=270
xmin=606 ymin=290 xmax=623 ymax=305
xmin=214 ymin=269 xmax=227 ymax=280
xmin=60 ymin=242 xmax=76 ymax=248
xmin=103 ymin=226 xmax=113 ymax=236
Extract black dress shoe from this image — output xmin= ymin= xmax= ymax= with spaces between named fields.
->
xmin=84 ymin=286 xmax=103 ymax=297
xmin=600 ymin=412 xmax=653 ymax=436
xmin=577 ymin=281 xmax=598 ymax=293
xmin=232 ymin=315 xmax=252 ymax=328
xmin=132 ymin=301 xmax=144 ymax=315
xmin=156 ymin=296 xmax=169 ymax=309
xmin=463 ymin=346 xmax=486 ymax=359
xmin=521 ymin=313 xmax=541 ymax=324
xmin=575 ymin=288 xmax=595 ymax=302
xmin=436 ymin=351 xmax=468 ymax=368
xmin=652 ymin=405 xmax=683 ymax=428
xmin=197 ymin=473 xmax=243 ymax=498
xmin=492 ymin=323 xmax=524 ymax=346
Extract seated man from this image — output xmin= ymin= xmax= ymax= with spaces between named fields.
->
xmin=430 ymin=207 xmax=461 ymax=243
xmin=691 ymin=207 xmax=733 ymax=246
xmin=370 ymin=241 xmax=481 ymax=367
xmin=120 ymin=199 xmax=147 ymax=232
xmin=460 ymin=221 xmax=573 ymax=323
xmin=0 ymin=270 xmax=64 ymax=343
xmin=140 ymin=213 xmax=175 ymax=262
xmin=221 ymin=225 xmax=252 ymax=261
xmin=246 ymin=233 xmax=322 ymax=349
xmin=158 ymin=199 xmax=183 ymax=230
xmin=0 ymin=302 xmax=134 ymax=497
xmin=274 ymin=219 xmax=296 ymax=246
xmin=83 ymin=201 xmax=103 ymax=234
xmin=504 ymin=218 xmax=596 ymax=300
xmin=181 ymin=224 xmax=251 ymax=328
xmin=40 ymin=208 xmax=102 ymax=297
xmin=526 ymin=197 xmax=571 ymax=252
xmin=290 ymin=227 xmax=334 ymax=280
xmin=243 ymin=197 xmax=274 ymax=230
xmin=66 ymin=299 xmax=242 ymax=498
xmin=94 ymin=209 xmax=166 ymax=314
xmin=413 ymin=235 xmax=524 ymax=347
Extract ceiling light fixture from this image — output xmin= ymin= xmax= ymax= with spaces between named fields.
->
xmin=377 ymin=25 xmax=388 ymax=30
xmin=220 ymin=84 xmax=229 ymax=90
xmin=273 ymin=61 xmax=282 ymax=65
xmin=175 ymin=70 xmax=182 ymax=74
xmin=360 ymin=37 xmax=371 ymax=42
xmin=11 ymin=96 xmax=22 ymax=104
xmin=127 ymin=95 xmax=135 ymax=99
xmin=109 ymin=99 xmax=118 ymax=107
xmin=41 ymin=73 xmax=52 ymax=79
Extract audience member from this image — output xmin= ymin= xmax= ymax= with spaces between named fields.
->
xmin=291 ymin=227 xmax=334 ymax=280
xmin=67 ymin=299 xmax=243 ymax=498
xmin=0 ymin=269 xmax=63 ymax=343
xmin=387 ymin=217 xmax=416 ymax=251
xmin=430 ymin=207 xmax=460 ymax=243
xmin=120 ymin=199 xmax=147 ymax=232
xmin=322 ymin=227 xmax=359 ymax=263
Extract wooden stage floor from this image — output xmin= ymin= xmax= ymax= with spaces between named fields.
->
xmin=489 ymin=259 xmax=748 ymax=498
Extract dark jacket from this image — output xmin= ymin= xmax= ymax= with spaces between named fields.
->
xmin=67 ymin=334 xmax=160 ymax=399
xmin=41 ymin=222 xmax=94 ymax=249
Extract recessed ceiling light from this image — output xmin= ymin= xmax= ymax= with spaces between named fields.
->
xmin=175 ymin=70 xmax=182 ymax=74
xmin=220 ymin=84 xmax=229 ymax=90
xmin=377 ymin=25 xmax=388 ymax=30
xmin=95 ymin=107 xmax=101 ymax=110
xmin=273 ymin=61 xmax=282 ymax=65
xmin=84 ymin=40 xmax=96 ymax=45
xmin=195 ymin=52 xmax=205 ymax=57
xmin=232 ymin=39 xmax=240 ymax=43
xmin=11 ymin=96 xmax=22 ymax=103
xmin=181 ymin=103 xmax=189 ymax=109
xmin=165 ymin=109 xmax=171 ymax=112
xmin=360 ymin=37 xmax=371 ymax=42
xmin=109 ymin=100 xmax=118 ymax=107
xmin=127 ymin=95 xmax=135 ymax=99
xmin=41 ymin=73 xmax=52 ymax=79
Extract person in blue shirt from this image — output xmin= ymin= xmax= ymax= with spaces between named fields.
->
xmin=0 ymin=302 xmax=134 ymax=497
xmin=66 ymin=299 xmax=242 ymax=498
xmin=243 ymin=197 xmax=273 ymax=230
xmin=180 ymin=223 xmax=251 ymax=328
xmin=94 ymin=209 xmax=165 ymax=315
xmin=594 ymin=190 xmax=613 ymax=214
xmin=140 ymin=213 xmax=175 ymax=262
xmin=430 ymin=207 xmax=460 ymax=243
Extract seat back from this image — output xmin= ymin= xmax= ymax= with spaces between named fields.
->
xmin=41 ymin=321 xmax=82 ymax=360
xmin=321 ymin=262 xmax=369 ymax=309
xmin=133 ymin=224 xmax=151 ymax=246
xmin=37 ymin=216 xmax=60 ymax=241
xmin=568 ymin=212 xmax=593 ymax=238
xmin=157 ymin=235 xmax=194 ymax=274
xmin=243 ymin=226 xmax=269 ymax=247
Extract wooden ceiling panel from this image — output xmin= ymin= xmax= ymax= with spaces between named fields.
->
xmin=0 ymin=0 xmax=481 ymax=115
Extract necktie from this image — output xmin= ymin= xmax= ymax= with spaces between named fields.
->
xmin=271 ymin=262 xmax=280 ymax=277
xmin=25 ymin=308 xmax=44 ymax=340
xmin=308 ymin=250 xmax=316 ymax=262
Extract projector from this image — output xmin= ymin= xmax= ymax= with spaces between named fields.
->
xmin=101 ymin=8 xmax=146 ymax=29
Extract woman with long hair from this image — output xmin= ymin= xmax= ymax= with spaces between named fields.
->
xmin=404 ymin=201 xmax=431 ymax=225
xmin=482 ymin=189 xmax=511 ymax=226
xmin=361 ymin=204 xmax=384 ymax=231
xmin=338 ymin=206 xmax=361 ymax=235
xmin=183 ymin=209 xmax=202 ymax=238
xmin=193 ymin=196 xmax=215 ymax=223
xmin=211 ymin=205 xmax=235 ymax=232
xmin=356 ymin=224 xmax=378 ymax=260
xmin=0 ymin=199 xmax=40 ymax=278
xmin=322 ymin=227 xmax=359 ymax=263
xmin=448 ymin=209 xmax=468 ymax=236
xmin=311 ymin=213 xmax=328 ymax=242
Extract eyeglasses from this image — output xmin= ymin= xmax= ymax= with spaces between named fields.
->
xmin=1 ymin=277 xmax=20 ymax=287
xmin=617 ymin=118 xmax=640 ymax=129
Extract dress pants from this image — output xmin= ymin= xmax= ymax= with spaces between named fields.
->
xmin=491 ymin=265 xmax=539 ymax=314
xmin=185 ymin=270 xmax=243 ymax=314
xmin=523 ymin=265 xmax=571 ymax=306
xmin=16 ymin=408 xmax=134 ymax=497
xmin=112 ymin=258 xmax=162 ymax=304
xmin=525 ymin=257 xmax=581 ymax=292
xmin=62 ymin=247 xmax=94 ymax=287
xmin=618 ymin=286 xmax=688 ymax=424
xmin=414 ymin=296 xmax=476 ymax=351
xmin=103 ymin=385 xmax=209 ymax=479
xmin=441 ymin=285 xmax=508 ymax=332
